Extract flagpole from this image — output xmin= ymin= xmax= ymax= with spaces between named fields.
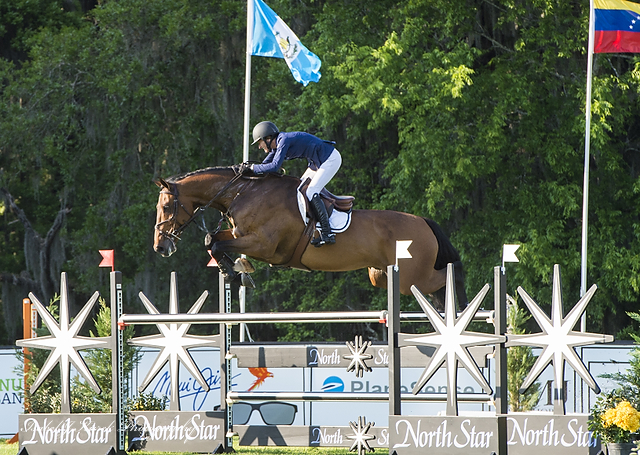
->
xmin=581 ymin=0 xmax=596 ymax=332
xmin=244 ymin=0 xmax=252 ymax=162
xmin=239 ymin=0 xmax=254 ymax=342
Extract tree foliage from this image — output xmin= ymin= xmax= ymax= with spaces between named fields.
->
xmin=1 ymin=0 xmax=640 ymax=345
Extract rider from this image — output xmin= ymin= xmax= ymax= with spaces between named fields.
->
xmin=247 ymin=121 xmax=341 ymax=247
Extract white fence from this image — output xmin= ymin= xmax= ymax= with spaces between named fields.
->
xmin=1 ymin=341 xmax=636 ymax=437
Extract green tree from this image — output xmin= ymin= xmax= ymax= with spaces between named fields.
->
xmin=506 ymin=295 xmax=541 ymax=412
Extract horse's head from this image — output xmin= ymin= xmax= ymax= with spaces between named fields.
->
xmin=153 ymin=178 xmax=195 ymax=257
xmin=153 ymin=167 xmax=245 ymax=257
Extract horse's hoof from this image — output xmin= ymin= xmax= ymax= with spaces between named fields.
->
xmin=241 ymin=273 xmax=256 ymax=288
xmin=233 ymin=257 xmax=255 ymax=273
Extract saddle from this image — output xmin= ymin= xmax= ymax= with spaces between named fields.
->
xmin=298 ymin=178 xmax=354 ymax=215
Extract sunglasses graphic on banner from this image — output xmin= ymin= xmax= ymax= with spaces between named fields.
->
xmin=232 ymin=401 xmax=298 ymax=425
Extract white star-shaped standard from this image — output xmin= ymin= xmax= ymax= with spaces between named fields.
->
xmin=346 ymin=416 xmax=376 ymax=455
xmin=402 ymin=265 xmax=505 ymax=415
xmin=344 ymin=335 xmax=373 ymax=378
xmin=128 ymin=272 xmax=219 ymax=410
xmin=506 ymin=265 xmax=613 ymax=397
xmin=16 ymin=272 xmax=110 ymax=413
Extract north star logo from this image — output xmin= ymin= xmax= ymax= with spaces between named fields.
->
xmin=308 ymin=347 xmax=341 ymax=366
xmin=132 ymin=414 xmax=220 ymax=443
xmin=22 ymin=416 xmax=113 ymax=445
xmin=507 ymin=417 xmax=597 ymax=448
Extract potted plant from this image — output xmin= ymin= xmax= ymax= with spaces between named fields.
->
xmin=589 ymin=387 xmax=640 ymax=455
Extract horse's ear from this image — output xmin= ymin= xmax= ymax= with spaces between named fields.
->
xmin=155 ymin=178 xmax=170 ymax=190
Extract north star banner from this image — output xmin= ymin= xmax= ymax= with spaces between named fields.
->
xmin=19 ymin=413 xmax=117 ymax=455
xmin=595 ymin=0 xmax=640 ymax=53
xmin=388 ymin=415 xmax=600 ymax=454
xmin=128 ymin=411 xmax=224 ymax=452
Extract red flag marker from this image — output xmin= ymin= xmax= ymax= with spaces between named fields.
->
xmin=207 ymin=251 xmax=218 ymax=267
xmin=99 ymin=250 xmax=115 ymax=272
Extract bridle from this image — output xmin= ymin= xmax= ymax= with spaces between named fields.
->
xmin=155 ymin=171 xmax=245 ymax=248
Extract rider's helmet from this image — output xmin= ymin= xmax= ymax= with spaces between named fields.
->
xmin=251 ymin=121 xmax=279 ymax=145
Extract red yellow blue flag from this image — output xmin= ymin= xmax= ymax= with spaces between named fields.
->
xmin=595 ymin=0 xmax=640 ymax=53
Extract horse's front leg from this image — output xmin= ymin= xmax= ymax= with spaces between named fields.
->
xmin=203 ymin=229 xmax=252 ymax=280
xmin=208 ymin=231 xmax=275 ymax=280
xmin=210 ymin=231 xmax=277 ymax=261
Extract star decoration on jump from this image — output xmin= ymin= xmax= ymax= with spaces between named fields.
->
xmin=344 ymin=335 xmax=373 ymax=377
xmin=128 ymin=272 xmax=219 ymax=411
xmin=401 ymin=264 xmax=505 ymax=415
xmin=346 ymin=416 xmax=376 ymax=455
xmin=16 ymin=272 xmax=110 ymax=413
xmin=507 ymin=265 xmax=613 ymax=409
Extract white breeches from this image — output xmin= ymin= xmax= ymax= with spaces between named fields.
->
xmin=300 ymin=149 xmax=342 ymax=200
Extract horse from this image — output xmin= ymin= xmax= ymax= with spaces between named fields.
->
xmin=153 ymin=166 xmax=468 ymax=309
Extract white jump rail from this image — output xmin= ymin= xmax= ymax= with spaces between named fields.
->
xmin=119 ymin=310 xmax=493 ymax=325
xmin=227 ymin=391 xmax=493 ymax=402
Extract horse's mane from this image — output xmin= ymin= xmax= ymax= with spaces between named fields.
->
xmin=166 ymin=166 xmax=296 ymax=185
xmin=166 ymin=166 xmax=233 ymax=183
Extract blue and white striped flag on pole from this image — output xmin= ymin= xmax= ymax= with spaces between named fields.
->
xmin=251 ymin=0 xmax=321 ymax=86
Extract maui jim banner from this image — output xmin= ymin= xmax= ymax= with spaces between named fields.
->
xmin=389 ymin=414 xmax=600 ymax=454
xmin=128 ymin=410 xmax=224 ymax=452
xmin=19 ymin=413 xmax=117 ymax=455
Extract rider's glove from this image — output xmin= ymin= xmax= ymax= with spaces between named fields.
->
xmin=239 ymin=162 xmax=254 ymax=175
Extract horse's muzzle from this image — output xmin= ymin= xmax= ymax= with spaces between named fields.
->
xmin=155 ymin=241 xmax=176 ymax=257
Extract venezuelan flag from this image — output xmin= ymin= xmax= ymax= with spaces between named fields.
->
xmin=595 ymin=0 xmax=640 ymax=52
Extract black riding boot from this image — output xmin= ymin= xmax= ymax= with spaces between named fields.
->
xmin=310 ymin=193 xmax=335 ymax=247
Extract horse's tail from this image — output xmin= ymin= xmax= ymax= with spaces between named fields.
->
xmin=424 ymin=218 xmax=460 ymax=270
xmin=424 ymin=218 xmax=468 ymax=309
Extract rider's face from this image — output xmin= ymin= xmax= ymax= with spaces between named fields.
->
xmin=258 ymin=137 xmax=273 ymax=153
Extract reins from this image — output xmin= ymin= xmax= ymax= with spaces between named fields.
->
xmin=155 ymin=171 xmax=245 ymax=244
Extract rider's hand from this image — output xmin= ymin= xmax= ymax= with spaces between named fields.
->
xmin=239 ymin=162 xmax=254 ymax=175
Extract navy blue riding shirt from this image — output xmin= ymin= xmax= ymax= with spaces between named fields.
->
xmin=252 ymin=131 xmax=335 ymax=174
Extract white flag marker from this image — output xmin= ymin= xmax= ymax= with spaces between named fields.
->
xmin=396 ymin=240 xmax=413 ymax=267
xmin=502 ymin=244 xmax=520 ymax=266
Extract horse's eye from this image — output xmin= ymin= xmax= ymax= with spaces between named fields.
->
xmin=163 ymin=204 xmax=170 ymax=212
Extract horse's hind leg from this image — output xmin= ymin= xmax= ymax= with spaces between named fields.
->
xmin=368 ymin=267 xmax=387 ymax=290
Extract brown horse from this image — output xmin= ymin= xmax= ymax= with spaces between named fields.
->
xmin=153 ymin=166 xmax=467 ymax=309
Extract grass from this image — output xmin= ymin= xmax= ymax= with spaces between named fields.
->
xmin=0 ymin=440 xmax=16 ymax=455
xmin=0 ymin=438 xmax=389 ymax=455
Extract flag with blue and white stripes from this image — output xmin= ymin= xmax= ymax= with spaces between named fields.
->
xmin=251 ymin=0 xmax=321 ymax=86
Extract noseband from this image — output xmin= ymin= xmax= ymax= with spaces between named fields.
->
xmin=155 ymin=171 xmax=245 ymax=248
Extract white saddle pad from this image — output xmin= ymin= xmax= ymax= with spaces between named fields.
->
xmin=297 ymin=192 xmax=352 ymax=234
